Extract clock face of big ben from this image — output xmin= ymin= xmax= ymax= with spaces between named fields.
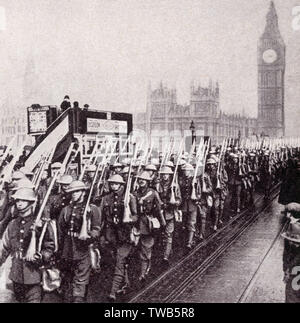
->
xmin=263 ymin=49 xmax=277 ymax=64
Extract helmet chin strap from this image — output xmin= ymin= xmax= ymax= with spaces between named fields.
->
xmin=18 ymin=203 xmax=34 ymax=216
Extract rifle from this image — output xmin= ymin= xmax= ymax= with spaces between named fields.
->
xmin=79 ymin=137 xmax=100 ymax=180
xmin=170 ymin=138 xmax=184 ymax=204
xmin=191 ymin=139 xmax=205 ymax=200
xmin=123 ymin=142 xmax=138 ymax=223
xmin=25 ymin=165 xmax=63 ymax=261
xmin=78 ymin=161 xmax=103 ymax=240
xmin=115 ymin=136 xmax=130 ymax=163
xmin=202 ymin=138 xmax=210 ymax=194
xmin=216 ymin=138 xmax=227 ymax=190
xmin=33 ymin=147 xmax=56 ymax=193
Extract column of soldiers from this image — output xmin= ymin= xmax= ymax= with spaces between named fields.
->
xmin=0 ymin=136 xmax=298 ymax=303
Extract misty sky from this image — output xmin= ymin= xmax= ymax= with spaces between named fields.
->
xmin=0 ymin=0 xmax=299 ymax=135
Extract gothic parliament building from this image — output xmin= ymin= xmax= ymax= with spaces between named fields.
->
xmin=134 ymin=1 xmax=286 ymax=147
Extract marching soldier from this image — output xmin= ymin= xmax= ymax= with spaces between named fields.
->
xmin=0 ymin=178 xmax=35 ymax=238
xmin=179 ymin=163 xmax=200 ymax=248
xmin=100 ymin=174 xmax=137 ymax=301
xmin=145 ymin=164 xmax=158 ymax=189
xmin=198 ymin=164 xmax=213 ymax=239
xmin=83 ymin=164 xmax=97 ymax=189
xmin=157 ymin=166 xmax=181 ymax=264
xmin=0 ymin=171 xmax=26 ymax=225
xmin=111 ymin=163 xmax=123 ymax=175
xmin=226 ymin=154 xmax=243 ymax=214
xmin=45 ymin=175 xmax=73 ymax=220
xmin=260 ymin=151 xmax=272 ymax=200
xmin=0 ymin=188 xmax=55 ymax=303
xmin=206 ymin=158 xmax=228 ymax=231
xmin=134 ymin=171 xmax=165 ymax=282
xmin=247 ymin=152 xmax=259 ymax=205
xmin=57 ymin=180 xmax=101 ymax=303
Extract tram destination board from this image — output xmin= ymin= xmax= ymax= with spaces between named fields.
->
xmin=81 ymin=109 xmax=132 ymax=136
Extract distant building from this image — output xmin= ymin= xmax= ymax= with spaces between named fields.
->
xmin=134 ymin=82 xmax=258 ymax=149
xmin=134 ymin=1 xmax=285 ymax=149
xmin=0 ymin=112 xmax=28 ymax=146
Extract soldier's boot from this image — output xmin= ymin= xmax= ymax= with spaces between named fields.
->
xmin=108 ymin=293 xmax=116 ymax=302
xmin=199 ymin=213 xmax=206 ymax=240
xmin=219 ymin=203 xmax=225 ymax=225
xmin=117 ymin=264 xmax=130 ymax=295
xmin=236 ymin=196 xmax=241 ymax=214
xmin=213 ymin=210 xmax=220 ymax=232
xmin=187 ymin=231 xmax=194 ymax=249
xmin=139 ymin=260 xmax=150 ymax=282
xmin=163 ymin=241 xmax=172 ymax=265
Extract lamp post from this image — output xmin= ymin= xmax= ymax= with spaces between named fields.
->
xmin=190 ymin=120 xmax=196 ymax=145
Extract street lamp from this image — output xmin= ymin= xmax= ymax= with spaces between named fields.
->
xmin=190 ymin=120 xmax=196 ymax=145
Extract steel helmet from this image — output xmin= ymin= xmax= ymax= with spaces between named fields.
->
xmin=12 ymin=171 xmax=26 ymax=181
xmin=57 ymin=175 xmax=73 ymax=185
xmin=86 ymin=164 xmax=97 ymax=172
xmin=112 ymin=162 xmax=123 ymax=168
xmin=65 ymin=180 xmax=87 ymax=193
xmin=19 ymin=167 xmax=33 ymax=176
xmin=159 ymin=166 xmax=173 ymax=175
xmin=178 ymin=159 xmax=187 ymax=166
xmin=182 ymin=163 xmax=194 ymax=171
xmin=209 ymin=147 xmax=217 ymax=155
xmin=137 ymin=171 xmax=152 ymax=181
xmin=12 ymin=188 xmax=36 ymax=202
xmin=107 ymin=174 xmax=125 ymax=185
xmin=145 ymin=164 xmax=157 ymax=172
xmin=11 ymin=179 xmax=35 ymax=192
xmin=164 ymin=161 xmax=174 ymax=168
xmin=206 ymin=158 xmax=217 ymax=165
xmin=210 ymin=155 xmax=219 ymax=163
xmin=51 ymin=162 xmax=62 ymax=169
xmin=121 ymin=166 xmax=129 ymax=174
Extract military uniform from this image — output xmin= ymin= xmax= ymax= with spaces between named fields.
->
xmin=207 ymin=163 xmax=228 ymax=230
xmin=178 ymin=168 xmax=201 ymax=245
xmin=134 ymin=181 xmax=163 ymax=279
xmin=57 ymin=193 xmax=101 ymax=302
xmin=260 ymin=155 xmax=272 ymax=199
xmin=157 ymin=170 xmax=181 ymax=261
xmin=100 ymin=178 xmax=137 ymax=299
xmin=0 ymin=188 xmax=55 ymax=303
xmin=226 ymin=158 xmax=243 ymax=213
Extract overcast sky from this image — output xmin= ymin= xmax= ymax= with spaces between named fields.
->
xmin=0 ymin=0 xmax=299 ymax=135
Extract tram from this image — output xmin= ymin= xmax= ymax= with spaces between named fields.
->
xmin=25 ymin=104 xmax=133 ymax=176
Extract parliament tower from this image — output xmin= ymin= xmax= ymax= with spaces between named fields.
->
xmin=258 ymin=1 xmax=286 ymax=137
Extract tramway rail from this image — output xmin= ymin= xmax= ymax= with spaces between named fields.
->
xmin=129 ymin=183 xmax=281 ymax=303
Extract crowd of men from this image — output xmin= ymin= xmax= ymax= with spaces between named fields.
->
xmin=0 ymin=136 xmax=298 ymax=303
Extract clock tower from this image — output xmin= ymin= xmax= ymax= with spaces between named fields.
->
xmin=258 ymin=1 xmax=285 ymax=137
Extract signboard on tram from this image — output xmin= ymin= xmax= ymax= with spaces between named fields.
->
xmin=86 ymin=118 xmax=128 ymax=134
